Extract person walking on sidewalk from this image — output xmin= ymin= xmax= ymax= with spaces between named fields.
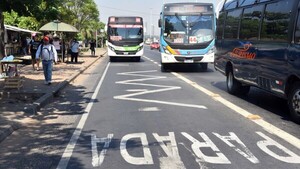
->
xmin=89 ymin=39 xmax=96 ymax=56
xmin=29 ymin=35 xmax=41 ymax=70
xmin=35 ymin=36 xmax=58 ymax=85
xmin=70 ymin=38 xmax=79 ymax=63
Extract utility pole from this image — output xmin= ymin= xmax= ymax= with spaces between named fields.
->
xmin=150 ymin=8 xmax=153 ymax=40
xmin=96 ymin=30 xmax=98 ymax=48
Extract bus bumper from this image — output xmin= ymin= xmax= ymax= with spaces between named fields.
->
xmin=108 ymin=47 xmax=144 ymax=57
xmin=161 ymin=52 xmax=214 ymax=63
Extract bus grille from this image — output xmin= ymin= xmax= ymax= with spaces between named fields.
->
xmin=174 ymin=56 xmax=203 ymax=62
xmin=115 ymin=51 xmax=137 ymax=55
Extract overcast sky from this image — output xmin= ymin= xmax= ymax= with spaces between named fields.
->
xmin=95 ymin=0 xmax=223 ymax=36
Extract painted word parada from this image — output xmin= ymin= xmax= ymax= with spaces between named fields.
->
xmin=91 ymin=131 xmax=300 ymax=167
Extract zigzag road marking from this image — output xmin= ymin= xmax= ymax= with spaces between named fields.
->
xmin=114 ymin=70 xmax=207 ymax=109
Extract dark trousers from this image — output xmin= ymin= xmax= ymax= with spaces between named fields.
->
xmin=90 ymin=48 xmax=95 ymax=56
xmin=71 ymin=52 xmax=78 ymax=62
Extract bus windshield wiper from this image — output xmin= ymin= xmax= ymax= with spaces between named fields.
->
xmin=175 ymin=13 xmax=187 ymax=28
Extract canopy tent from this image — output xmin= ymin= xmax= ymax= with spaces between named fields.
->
xmin=39 ymin=21 xmax=79 ymax=62
xmin=39 ymin=21 xmax=79 ymax=33
xmin=4 ymin=24 xmax=41 ymax=34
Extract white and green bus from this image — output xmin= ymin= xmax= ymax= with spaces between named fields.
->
xmin=107 ymin=16 xmax=144 ymax=62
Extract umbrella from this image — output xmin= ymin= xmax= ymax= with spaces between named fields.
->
xmin=39 ymin=20 xmax=79 ymax=62
xmin=39 ymin=20 xmax=79 ymax=32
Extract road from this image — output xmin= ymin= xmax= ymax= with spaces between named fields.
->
xmin=1 ymin=46 xmax=300 ymax=169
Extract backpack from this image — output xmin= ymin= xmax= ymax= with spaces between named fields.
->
xmin=39 ymin=44 xmax=54 ymax=60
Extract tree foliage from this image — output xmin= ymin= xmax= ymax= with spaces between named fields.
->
xmin=3 ymin=10 xmax=39 ymax=30
xmin=59 ymin=0 xmax=100 ymax=40
xmin=0 ymin=0 xmax=102 ymax=58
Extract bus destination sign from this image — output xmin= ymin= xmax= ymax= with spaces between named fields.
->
xmin=164 ymin=4 xmax=213 ymax=13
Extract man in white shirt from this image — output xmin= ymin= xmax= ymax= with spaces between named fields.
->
xmin=70 ymin=38 xmax=79 ymax=63
xmin=53 ymin=36 xmax=61 ymax=61
xmin=35 ymin=36 xmax=58 ymax=85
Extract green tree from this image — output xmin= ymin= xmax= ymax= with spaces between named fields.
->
xmin=3 ymin=10 xmax=19 ymax=26
xmin=0 ymin=0 xmax=102 ymax=58
xmin=0 ymin=0 xmax=60 ymax=58
xmin=59 ymin=0 xmax=100 ymax=40
xmin=4 ymin=10 xmax=39 ymax=31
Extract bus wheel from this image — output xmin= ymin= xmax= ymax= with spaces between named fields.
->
xmin=200 ymin=63 xmax=208 ymax=71
xmin=226 ymin=70 xmax=250 ymax=95
xmin=288 ymin=82 xmax=300 ymax=124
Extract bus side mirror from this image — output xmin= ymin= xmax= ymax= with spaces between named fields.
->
xmin=158 ymin=19 xmax=161 ymax=28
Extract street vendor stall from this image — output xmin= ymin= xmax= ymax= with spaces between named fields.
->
xmin=0 ymin=56 xmax=24 ymax=89
xmin=4 ymin=24 xmax=40 ymax=56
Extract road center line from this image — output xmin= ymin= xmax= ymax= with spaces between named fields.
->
xmin=57 ymin=62 xmax=111 ymax=169
xmin=143 ymin=56 xmax=300 ymax=150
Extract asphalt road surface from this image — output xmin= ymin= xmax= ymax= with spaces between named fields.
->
xmin=1 ymin=46 xmax=300 ymax=169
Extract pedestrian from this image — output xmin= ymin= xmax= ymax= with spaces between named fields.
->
xmin=28 ymin=35 xmax=41 ymax=70
xmin=70 ymin=38 xmax=79 ymax=63
xmin=35 ymin=36 xmax=58 ymax=85
xmin=53 ymin=36 xmax=61 ymax=61
xmin=89 ymin=39 xmax=96 ymax=56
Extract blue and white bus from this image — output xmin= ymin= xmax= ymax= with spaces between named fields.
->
xmin=107 ymin=16 xmax=144 ymax=62
xmin=158 ymin=3 xmax=216 ymax=71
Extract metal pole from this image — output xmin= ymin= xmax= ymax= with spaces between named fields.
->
xmin=96 ymin=30 xmax=98 ymax=48
xmin=150 ymin=8 xmax=153 ymax=39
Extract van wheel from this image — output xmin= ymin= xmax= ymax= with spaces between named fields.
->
xmin=226 ymin=70 xmax=250 ymax=95
xmin=288 ymin=82 xmax=300 ymax=124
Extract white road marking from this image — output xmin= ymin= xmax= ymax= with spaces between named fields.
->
xmin=114 ymin=70 xmax=207 ymax=109
xmin=56 ymin=63 xmax=111 ymax=169
xmin=127 ymin=89 xmax=149 ymax=92
xmin=143 ymin=56 xmax=300 ymax=150
xmin=153 ymin=132 xmax=186 ymax=169
xmin=91 ymin=134 xmax=114 ymax=167
xmin=213 ymin=132 xmax=259 ymax=163
xmin=120 ymin=133 xmax=154 ymax=165
xmin=256 ymin=132 xmax=300 ymax=163
xmin=139 ymin=107 xmax=161 ymax=112
xmin=182 ymin=132 xmax=231 ymax=164
xmin=90 ymin=131 xmax=300 ymax=166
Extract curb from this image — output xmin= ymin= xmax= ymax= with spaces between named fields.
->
xmin=0 ymin=122 xmax=22 ymax=143
xmin=30 ymin=51 xmax=107 ymax=114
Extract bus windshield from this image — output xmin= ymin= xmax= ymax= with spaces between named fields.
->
xmin=163 ymin=15 xmax=214 ymax=44
xmin=109 ymin=25 xmax=143 ymax=41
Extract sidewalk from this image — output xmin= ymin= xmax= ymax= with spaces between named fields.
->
xmin=0 ymin=48 xmax=107 ymax=143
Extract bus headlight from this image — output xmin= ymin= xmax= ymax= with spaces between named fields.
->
xmin=137 ymin=46 xmax=143 ymax=52
xmin=108 ymin=45 xmax=115 ymax=52
xmin=207 ymin=46 xmax=215 ymax=54
xmin=162 ymin=46 xmax=171 ymax=54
